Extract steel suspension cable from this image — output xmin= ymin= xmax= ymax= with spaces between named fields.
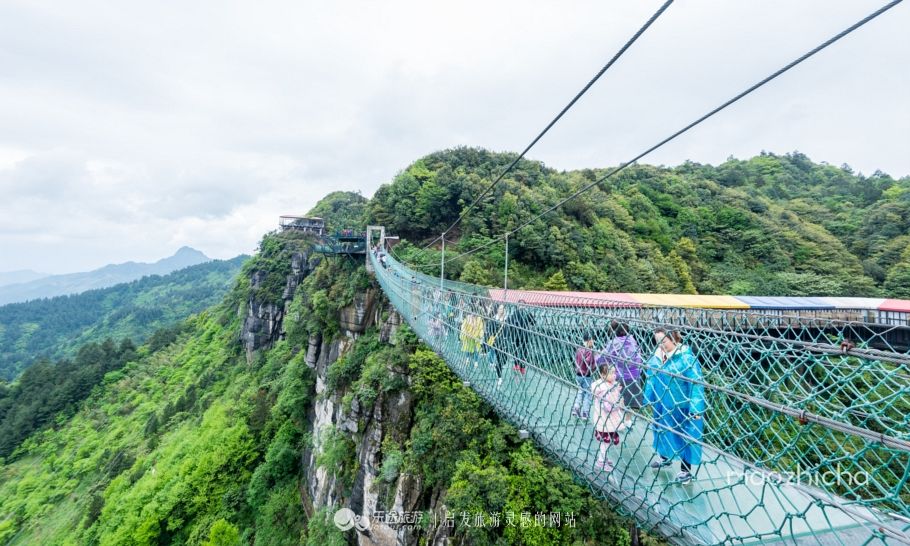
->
xmin=441 ymin=0 xmax=904 ymax=266
xmin=407 ymin=0 xmax=676 ymax=261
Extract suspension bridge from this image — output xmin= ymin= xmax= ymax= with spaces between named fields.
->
xmin=363 ymin=238 xmax=910 ymax=545
xmin=324 ymin=1 xmax=907 ymax=543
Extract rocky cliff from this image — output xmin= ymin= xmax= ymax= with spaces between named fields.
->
xmin=241 ymin=248 xmax=449 ymax=545
xmin=233 ymin=239 xmax=640 ymax=546
xmin=302 ymin=302 xmax=453 ymax=546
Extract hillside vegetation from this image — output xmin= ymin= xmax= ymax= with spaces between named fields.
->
xmin=374 ymin=149 xmax=909 ymax=298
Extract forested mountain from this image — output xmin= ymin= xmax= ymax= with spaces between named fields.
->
xmin=0 ymin=149 xmax=906 ymax=546
xmin=0 ymin=256 xmax=247 ymax=380
xmin=0 ymin=246 xmax=211 ymax=305
xmin=375 ymin=149 xmax=910 ymax=298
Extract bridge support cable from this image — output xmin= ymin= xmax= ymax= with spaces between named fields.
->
xmin=402 ymin=0 xmax=676 ymax=267
xmin=438 ymin=0 xmax=905 ymax=268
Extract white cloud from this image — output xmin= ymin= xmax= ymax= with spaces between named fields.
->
xmin=0 ymin=0 xmax=907 ymax=272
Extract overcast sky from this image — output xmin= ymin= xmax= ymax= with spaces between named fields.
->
xmin=0 ymin=1 xmax=907 ymax=274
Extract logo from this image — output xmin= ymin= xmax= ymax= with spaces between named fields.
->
xmin=333 ymin=507 xmax=371 ymax=532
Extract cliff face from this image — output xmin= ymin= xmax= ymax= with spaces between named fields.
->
xmin=235 ymin=242 xmax=638 ymax=546
xmin=241 ymin=251 xmax=311 ymax=357
xmin=243 ymin=249 xmax=447 ymax=545
xmin=302 ymin=304 xmax=449 ymax=546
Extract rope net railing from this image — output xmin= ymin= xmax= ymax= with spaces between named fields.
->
xmin=370 ymin=246 xmax=910 ymax=545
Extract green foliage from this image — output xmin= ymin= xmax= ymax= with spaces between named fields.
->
xmin=0 ymin=256 xmax=246 ymax=380
xmin=203 ymin=519 xmax=241 ymax=546
xmin=346 ymin=335 xmax=409 ymax=412
xmin=460 ymin=260 xmax=495 ymax=285
xmin=243 ymin=234 xmax=305 ymax=307
xmin=0 ymin=338 xmax=138 ymax=459
xmin=252 ymin=484 xmax=307 ymax=546
xmin=306 ymin=191 xmax=368 ymax=233
xmin=379 ymin=441 xmax=403 ymax=484
xmin=304 ymin=507 xmax=347 ymax=546
xmin=247 ymin=421 xmax=302 ymax=508
xmin=316 ymin=425 xmax=358 ymax=488
xmin=543 ymin=270 xmax=569 ymax=291
xmin=325 ymin=332 xmax=382 ymax=392
xmin=297 ymin=257 xmax=372 ymax=338
xmin=368 ymin=148 xmax=909 ymax=297
xmin=447 ymin=442 xmax=633 ymax=546
xmin=406 ymin=349 xmax=496 ymax=488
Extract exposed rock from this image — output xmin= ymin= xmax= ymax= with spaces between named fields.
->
xmin=340 ymin=288 xmax=379 ymax=333
xmin=241 ymin=251 xmax=312 ymax=356
xmin=248 ymin=245 xmax=447 ymax=544
xmin=379 ymin=308 xmax=401 ymax=343
xmin=241 ymin=301 xmax=283 ymax=356
xmin=250 ymin=270 xmax=267 ymax=289
xmin=305 ymin=333 xmax=322 ymax=369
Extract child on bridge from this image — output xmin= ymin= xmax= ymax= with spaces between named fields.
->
xmin=591 ymin=361 xmax=626 ymax=472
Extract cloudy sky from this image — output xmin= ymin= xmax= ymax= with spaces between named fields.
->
xmin=1 ymin=0 xmax=907 ymax=274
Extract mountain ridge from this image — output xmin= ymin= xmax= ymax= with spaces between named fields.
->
xmin=0 ymin=247 xmax=211 ymax=305
xmin=0 ymin=255 xmax=246 ymax=380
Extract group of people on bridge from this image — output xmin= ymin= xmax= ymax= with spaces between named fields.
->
xmin=377 ymin=251 xmax=708 ymax=485
xmin=444 ymin=294 xmax=708 ymax=485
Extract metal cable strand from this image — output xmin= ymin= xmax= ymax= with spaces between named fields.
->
xmin=409 ymin=0 xmax=676 ymax=260
xmin=439 ymin=0 xmax=905 ymax=266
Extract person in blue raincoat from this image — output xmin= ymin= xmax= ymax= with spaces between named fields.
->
xmin=644 ymin=328 xmax=707 ymax=484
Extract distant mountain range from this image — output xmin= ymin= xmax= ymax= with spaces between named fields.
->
xmin=0 ymin=270 xmax=47 ymax=288
xmin=0 ymin=247 xmax=210 ymax=305
xmin=0 ymin=254 xmax=247 ymax=380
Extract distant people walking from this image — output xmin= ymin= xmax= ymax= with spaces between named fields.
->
xmin=503 ymin=301 xmax=536 ymax=376
xmin=597 ymin=321 xmax=644 ymax=427
xmin=591 ymin=362 xmax=625 ymax=472
xmin=484 ymin=304 xmax=508 ymax=387
xmin=459 ymin=303 xmax=485 ymax=367
xmin=428 ymin=313 xmax=445 ymax=339
xmin=644 ymin=328 xmax=707 ymax=484
xmin=572 ymin=330 xmax=596 ymax=419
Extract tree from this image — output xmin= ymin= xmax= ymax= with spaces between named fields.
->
xmin=203 ymin=519 xmax=241 ymax=546
xmin=543 ymin=271 xmax=569 ymax=291
xmin=884 ymin=261 xmax=910 ymax=298
xmin=669 ymin=250 xmax=697 ymax=294
xmin=460 ymin=260 xmax=494 ymax=286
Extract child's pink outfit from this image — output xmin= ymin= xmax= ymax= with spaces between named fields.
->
xmin=591 ymin=377 xmax=626 ymax=471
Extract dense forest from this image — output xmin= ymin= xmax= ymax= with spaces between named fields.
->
xmin=0 ymin=149 xmax=907 ymax=545
xmin=373 ymin=149 xmax=909 ymax=298
xmin=0 ymin=256 xmax=246 ymax=380
xmin=0 ymin=337 xmax=139 ymax=458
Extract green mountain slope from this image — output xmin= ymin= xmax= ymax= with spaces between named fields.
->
xmin=0 ymin=256 xmax=247 ymax=380
xmin=375 ymin=148 xmax=909 ymax=297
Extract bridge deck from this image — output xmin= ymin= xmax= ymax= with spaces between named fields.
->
xmin=429 ymin=329 xmax=881 ymax=545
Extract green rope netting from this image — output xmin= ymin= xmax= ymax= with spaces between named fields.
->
xmin=369 ymin=248 xmax=910 ymax=545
